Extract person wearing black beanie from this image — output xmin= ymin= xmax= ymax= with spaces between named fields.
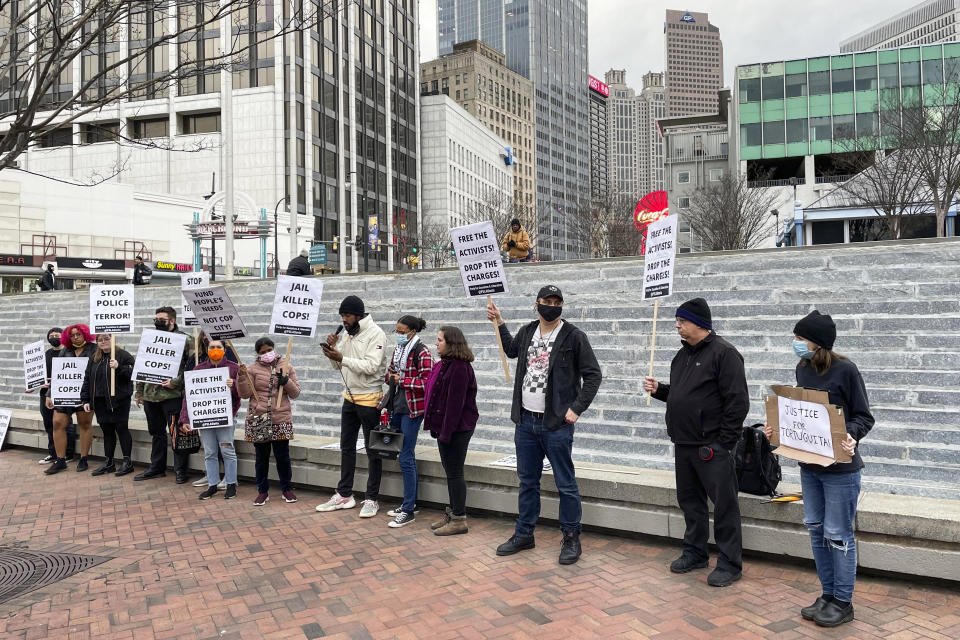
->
xmin=644 ymin=297 xmax=749 ymax=587
xmin=34 ymin=327 xmax=76 ymax=464
xmin=338 ymin=295 xmax=365 ymax=317
xmin=764 ymin=311 xmax=874 ymax=628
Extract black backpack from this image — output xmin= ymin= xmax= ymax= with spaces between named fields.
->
xmin=735 ymin=424 xmax=782 ymax=497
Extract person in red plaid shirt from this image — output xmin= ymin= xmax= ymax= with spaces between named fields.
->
xmin=384 ymin=315 xmax=433 ymax=528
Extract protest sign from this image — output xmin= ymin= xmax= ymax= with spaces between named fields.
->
xmin=181 ymin=271 xmax=210 ymax=327
xmin=450 ymin=221 xmax=508 ymax=297
xmin=764 ymin=385 xmax=852 ymax=466
xmin=269 ymin=276 xmax=324 ymax=337
xmin=184 ymin=368 xmax=233 ymax=429
xmin=23 ymin=341 xmax=46 ymax=391
xmin=642 ymin=215 xmax=678 ymax=301
xmin=0 ymin=409 xmax=11 ymax=450
xmin=89 ymin=284 xmax=135 ymax=333
xmin=181 ymin=286 xmax=247 ymax=340
xmin=131 ymin=330 xmax=188 ymax=384
xmin=50 ymin=357 xmax=87 ymax=408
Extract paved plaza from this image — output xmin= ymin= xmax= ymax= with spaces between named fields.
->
xmin=0 ymin=448 xmax=956 ymax=640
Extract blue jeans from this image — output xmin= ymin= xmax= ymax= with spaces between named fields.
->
xmin=198 ymin=426 xmax=237 ymax=486
xmin=800 ymin=468 xmax=861 ymax=602
xmin=514 ymin=410 xmax=581 ymax=536
xmin=391 ymin=412 xmax=423 ymax=513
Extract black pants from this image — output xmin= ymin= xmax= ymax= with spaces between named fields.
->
xmin=41 ymin=398 xmax=75 ymax=457
xmin=437 ymin=429 xmax=474 ymax=516
xmin=143 ymin=398 xmax=190 ymax=474
xmin=254 ymin=440 xmax=292 ymax=494
xmin=94 ymin=397 xmax=133 ymax=459
xmin=337 ymin=400 xmax=382 ymax=500
xmin=674 ymin=444 xmax=743 ymax=573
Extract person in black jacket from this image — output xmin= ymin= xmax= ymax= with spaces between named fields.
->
xmin=487 ymin=285 xmax=602 ymax=565
xmin=44 ymin=324 xmax=99 ymax=475
xmin=132 ymin=256 xmax=152 ymax=285
xmin=40 ymin=264 xmax=56 ymax=291
xmin=81 ymin=333 xmax=136 ymax=476
xmin=764 ymin=311 xmax=873 ymax=628
xmin=644 ymin=297 xmax=749 ymax=588
xmin=30 ymin=327 xmax=76 ymax=464
xmin=285 ymin=249 xmax=311 ymax=276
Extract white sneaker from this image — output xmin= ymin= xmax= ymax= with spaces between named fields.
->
xmin=359 ymin=500 xmax=379 ymax=518
xmin=387 ymin=511 xmax=415 ymax=528
xmin=386 ymin=506 xmax=420 ymax=518
xmin=217 ymin=480 xmax=227 ymax=490
xmin=39 ymin=455 xmax=55 ymax=464
xmin=192 ymin=475 xmax=209 ymax=487
xmin=315 ymin=493 xmax=356 ymax=512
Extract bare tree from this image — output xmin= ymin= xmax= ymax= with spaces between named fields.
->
xmin=0 ymin=0 xmax=325 ymax=173
xmin=418 ymin=218 xmax=455 ymax=269
xmin=570 ymin=190 xmax=641 ymax=258
xmin=684 ymin=173 xmax=783 ymax=251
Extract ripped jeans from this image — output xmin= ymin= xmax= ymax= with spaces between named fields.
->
xmin=800 ymin=468 xmax=861 ymax=602
xmin=198 ymin=426 xmax=238 ymax=486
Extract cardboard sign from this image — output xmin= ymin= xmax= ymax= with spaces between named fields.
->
xmin=450 ymin=220 xmax=508 ymax=297
xmin=181 ymin=271 xmax=210 ymax=327
xmin=89 ymin=284 xmax=135 ymax=333
xmin=50 ymin=357 xmax=87 ymax=408
xmin=131 ymin=330 xmax=188 ymax=384
xmin=642 ymin=215 xmax=678 ymax=300
xmin=269 ymin=275 xmax=324 ymax=337
xmin=0 ymin=409 xmax=11 ymax=450
xmin=184 ymin=368 xmax=234 ymax=429
xmin=764 ymin=385 xmax=852 ymax=466
xmin=23 ymin=341 xmax=46 ymax=391
xmin=181 ymin=286 xmax=247 ymax=340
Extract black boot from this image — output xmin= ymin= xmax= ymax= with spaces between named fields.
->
xmin=814 ymin=600 xmax=854 ymax=627
xmin=558 ymin=531 xmax=582 ymax=565
xmin=801 ymin=595 xmax=833 ymax=621
xmin=495 ymin=534 xmax=535 ymax=556
xmin=115 ymin=458 xmax=134 ymax=476
xmin=75 ymin=457 xmax=89 ymax=472
xmin=44 ymin=458 xmax=67 ymax=475
xmin=91 ymin=459 xmax=115 ymax=476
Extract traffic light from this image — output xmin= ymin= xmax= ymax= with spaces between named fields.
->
xmin=354 ymin=235 xmax=362 ymax=252
xmin=411 ymin=246 xmax=418 ymax=254
xmin=332 ymin=235 xmax=338 ymax=251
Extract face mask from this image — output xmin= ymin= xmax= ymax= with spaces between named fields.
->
xmin=48 ymin=336 xmax=61 ymax=348
xmin=396 ymin=334 xmax=409 ymax=347
xmin=258 ymin=350 xmax=278 ymax=364
xmin=208 ymin=347 xmax=225 ymax=361
xmin=154 ymin=318 xmax=170 ymax=331
xmin=793 ymin=340 xmax=816 ymax=359
xmin=538 ymin=304 xmax=562 ymax=323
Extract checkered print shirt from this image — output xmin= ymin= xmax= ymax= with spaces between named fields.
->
xmin=387 ymin=342 xmax=433 ymax=418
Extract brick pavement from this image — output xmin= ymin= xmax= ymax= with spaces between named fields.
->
xmin=0 ymin=448 xmax=956 ymax=640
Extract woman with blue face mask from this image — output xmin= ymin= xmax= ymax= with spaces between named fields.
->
xmin=766 ymin=311 xmax=874 ymax=628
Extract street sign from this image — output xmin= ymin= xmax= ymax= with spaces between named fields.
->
xmin=309 ymin=244 xmax=327 ymax=266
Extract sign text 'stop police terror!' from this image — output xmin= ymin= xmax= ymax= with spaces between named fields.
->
xmin=180 ymin=286 xmax=247 ymax=340
xmin=89 ymin=284 xmax=135 ymax=333
xmin=642 ymin=216 xmax=679 ymax=301
xmin=450 ymin=220 xmax=509 ymax=298
xmin=269 ymin=276 xmax=324 ymax=337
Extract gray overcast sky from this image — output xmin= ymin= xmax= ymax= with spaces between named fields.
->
xmin=419 ymin=1 xmax=918 ymax=85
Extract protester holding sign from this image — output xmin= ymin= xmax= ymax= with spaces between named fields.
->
xmin=178 ymin=339 xmax=240 ymax=501
xmin=487 ymin=285 xmax=602 ymax=565
xmin=643 ymin=298 xmax=749 ymax=588
xmin=34 ymin=328 xmax=76 ymax=464
xmin=44 ymin=324 xmax=98 ymax=475
xmin=238 ymin=337 xmax=301 ymax=506
xmin=81 ymin=334 xmax=136 ymax=477
xmin=383 ymin=315 xmax=433 ymax=529
xmin=134 ymin=307 xmax=196 ymax=483
xmin=763 ymin=311 xmax=873 ymax=628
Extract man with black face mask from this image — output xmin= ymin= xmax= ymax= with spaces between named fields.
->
xmin=486 ymin=285 xmax=602 ymax=565
xmin=32 ymin=327 xmax=76 ymax=463
xmin=134 ymin=306 xmax=196 ymax=482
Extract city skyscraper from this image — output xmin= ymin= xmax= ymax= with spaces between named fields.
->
xmin=588 ymin=75 xmax=609 ymax=200
xmin=604 ymin=70 xmax=665 ymax=200
xmin=841 ymin=0 xmax=960 ymax=52
xmin=663 ymin=9 xmax=723 ymax=117
xmin=437 ymin=0 xmax=590 ymax=260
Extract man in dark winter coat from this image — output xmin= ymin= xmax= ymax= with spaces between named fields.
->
xmin=286 ymin=249 xmax=312 ymax=276
xmin=487 ymin=285 xmax=602 ymax=565
xmin=644 ymin=297 xmax=749 ymax=587
xmin=40 ymin=264 xmax=56 ymax=291
xmin=132 ymin=256 xmax=152 ymax=285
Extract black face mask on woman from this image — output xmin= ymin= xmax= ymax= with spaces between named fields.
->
xmin=48 ymin=336 xmax=61 ymax=348
xmin=537 ymin=304 xmax=562 ymax=323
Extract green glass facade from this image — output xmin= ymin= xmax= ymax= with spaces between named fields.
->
xmin=736 ymin=43 xmax=960 ymax=160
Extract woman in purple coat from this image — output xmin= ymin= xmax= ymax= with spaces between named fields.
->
xmin=423 ymin=326 xmax=479 ymax=536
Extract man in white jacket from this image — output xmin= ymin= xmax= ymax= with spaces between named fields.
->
xmin=316 ymin=295 xmax=388 ymax=517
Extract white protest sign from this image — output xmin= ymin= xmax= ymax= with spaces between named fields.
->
xmin=89 ymin=284 xmax=135 ymax=333
xmin=131 ymin=330 xmax=188 ymax=384
xmin=181 ymin=286 xmax=248 ymax=340
xmin=776 ymin=395 xmax=835 ymax=459
xmin=450 ymin=220 xmax=509 ymax=297
xmin=642 ymin=215 xmax=679 ymax=300
xmin=0 ymin=409 xmax=11 ymax=450
xmin=50 ymin=357 xmax=87 ymax=408
xmin=181 ymin=271 xmax=210 ymax=327
xmin=269 ymin=276 xmax=324 ymax=337
xmin=23 ymin=341 xmax=46 ymax=391
xmin=184 ymin=368 xmax=234 ymax=429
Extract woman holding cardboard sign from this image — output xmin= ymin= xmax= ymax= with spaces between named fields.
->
xmin=44 ymin=324 xmax=98 ymax=476
xmin=765 ymin=311 xmax=873 ymax=628
xmin=81 ymin=333 xmax=136 ymax=477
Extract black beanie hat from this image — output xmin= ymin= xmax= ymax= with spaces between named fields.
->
xmin=675 ymin=298 xmax=712 ymax=331
xmin=510 ymin=218 xmax=521 ymax=227
xmin=794 ymin=310 xmax=836 ymax=351
xmin=338 ymin=295 xmax=365 ymax=316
